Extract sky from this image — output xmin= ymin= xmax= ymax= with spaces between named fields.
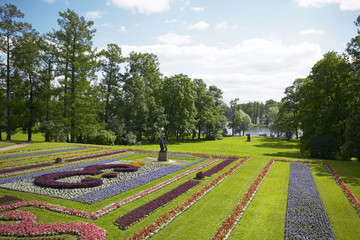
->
xmin=4 ymin=0 xmax=360 ymax=104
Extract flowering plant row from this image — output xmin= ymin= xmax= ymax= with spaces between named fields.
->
xmin=0 ymin=147 xmax=87 ymax=160
xmin=0 ymin=162 xmax=53 ymax=174
xmin=284 ymin=163 xmax=335 ymax=240
xmin=325 ymin=163 xmax=360 ymax=214
xmin=0 ymin=160 xmax=217 ymax=220
xmin=115 ymin=180 xmax=200 ymax=229
xmin=203 ymin=158 xmax=236 ymax=177
xmin=0 ymin=151 xmax=132 ymax=178
xmin=212 ymin=159 xmax=274 ymax=240
xmin=65 ymin=150 xmax=126 ymax=162
xmin=0 ymin=210 xmax=106 ymax=240
xmin=0 ymin=148 xmax=101 ymax=166
xmin=1 ymin=145 xmax=88 ymax=154
xmin=34 ymin=163 xmax=138 ymax=189
xmin=126 ymin=156 xmax=250 ymax=240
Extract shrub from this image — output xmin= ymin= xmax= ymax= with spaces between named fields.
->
xmin=55 ymin=158 xmax=62 ymax=163
xmin=196 ymin=171 xmax=205 ymax=179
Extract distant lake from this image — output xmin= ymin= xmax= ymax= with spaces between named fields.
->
xmin=227 ymin=125 xmax=271 ymax=137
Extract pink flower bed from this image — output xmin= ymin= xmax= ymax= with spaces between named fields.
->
xmin=212 ymin=159 xmax=274 ymax=240
xmin=126 ymin=157 xmax=250 ymax=240
xmin=0 ymin=210 xmax=106 ymax=240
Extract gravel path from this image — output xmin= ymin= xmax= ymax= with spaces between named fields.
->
xmin=0 ymin=143 xmax=33 ymax=152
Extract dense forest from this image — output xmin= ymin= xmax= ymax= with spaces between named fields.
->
xmin=1 ymin=3 xmax=359 ymax=160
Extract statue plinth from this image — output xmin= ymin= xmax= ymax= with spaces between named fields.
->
xmin=158 ymin=151 xmax=169 ymax=161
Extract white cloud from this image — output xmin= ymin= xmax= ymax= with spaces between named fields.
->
xmin=187 ymin=21 xmax=210 ymax=30
xmin=215 ymin=21 xmax=228 ymax=29
xmin=106 ymin=0 xmax=171 ymax=14
xmin=41 ymin=0 xmax=56 ymax=3
xmin=119 ymin=38 xmax=322 ymax=103
xmin=86 ymin=11 xmax=102 ymax=19
xmin=190 ymin=7 xmax=205 ymax=11
xmin=119 ymin=26 xmax=127 ymax=33
xmin=295 ymin=0 xmax=360 ymax=11
xmin=300 ymin=29 xmax=325 ymax=36
xmin=157 ymin=33 xmax=192 ymax=45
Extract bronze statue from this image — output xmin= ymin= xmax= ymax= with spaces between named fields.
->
xmin=159 ymin=135 xmax=168 ymax=152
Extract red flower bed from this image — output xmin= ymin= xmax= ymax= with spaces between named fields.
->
xmin=115 ymin=180 xmax=200 ymax=230
xmin=325 ymin=163 xmax=360 ymax=213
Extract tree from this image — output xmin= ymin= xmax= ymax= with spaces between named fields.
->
xmin=53 ymin=9 xmax=99 ymax=143
xmin=161 ymin=74 xmax=196 ymax=139
xmin=228 ymin=98 xmax=239 ymax=136
xmin=239 ymin=110 xmax=252 ymax=136
xmin=0 ymin=3 xmax=31 ymax=140
xmin=12 ymin=28 xmax=42 ymax=141
xmin=299 ymin=52 xmax=351 ymax=158
xmin=99 ymin=43 xmax=124 ymax=124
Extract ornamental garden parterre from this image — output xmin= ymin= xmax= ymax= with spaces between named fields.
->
xmin=0 ymin=144 xmax=359 ymax=239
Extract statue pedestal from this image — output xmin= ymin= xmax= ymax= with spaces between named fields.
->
xmin=158 ymin=151 xmax=169 ymax=161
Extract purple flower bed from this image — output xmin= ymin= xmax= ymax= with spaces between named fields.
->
xmin=285 ymin=162 xmax=335 ymax=240
xmin=34 ymin=164 xmax=138 ymax=189
xmin=73 ymin=158 xmax=206 ymax=204
xmin=102 ymin=173 xmax=117 ymax=178
xmin=0 ymin=147 xmax=87 ymax=160
xmin=115 ymin=179 xmax=200 ymax=229
xmin=202 ymin=158 xmax=236 ymax=177
xmin=0 ymin=163 xmax=53 ymax=174
xmin=0 ymin=195 xmax=22 ymax=205
xmin=65 ymin=150 xmax=126 ymax=162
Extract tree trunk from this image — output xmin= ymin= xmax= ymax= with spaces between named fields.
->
xmin=6 ymin=34 xmax=11 ymax=141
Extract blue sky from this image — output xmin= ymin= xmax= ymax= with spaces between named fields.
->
xmin=5 ymin=0 xmax=360 ymax=104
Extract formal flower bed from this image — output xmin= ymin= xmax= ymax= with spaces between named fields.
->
xmin=0 ymin=210 xmax=106 ymax=240
xmin=74 ymin=158 xmax=208 ymax=204
xmin=65 ymin=150 xmax=126 ymax=162
xmin=284 ymin=162 xmax=335 ymax=240
xmin=0 ymin=160 xmax=217 ymax=220
xmin=0 ymin=147 xmax=87 ymax=160
xmin=115 ymin=180 xmax=200 ymax=229
xmin=1 ymin=159 xmax=168 ymax=201
xmin=212 ymin=159 xmax=274 ymax=240
xmin=325 ymin=163 xmax=360 ymax=214
xmin=126 ymin=157 xmax=250 ymax=240
xmin=0 ymin=162 xmax=53 ymax=174
xmin=34 ymin=164 xmax=138 ymax=189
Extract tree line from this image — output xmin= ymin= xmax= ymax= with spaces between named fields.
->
xmin=0 ymin=4 xmax=235 ymax=144
xmin=273 ymin=15 xmax=360 ymax=160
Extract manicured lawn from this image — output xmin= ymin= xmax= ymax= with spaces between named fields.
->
xmin=0 ymin=136 xmax=359 ymax=239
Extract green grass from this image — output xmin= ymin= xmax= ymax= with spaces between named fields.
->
xmin=1 ymin=131 xmax=45 ymax=142
xmin=0 ymin=136 xmax=360 ymax=239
